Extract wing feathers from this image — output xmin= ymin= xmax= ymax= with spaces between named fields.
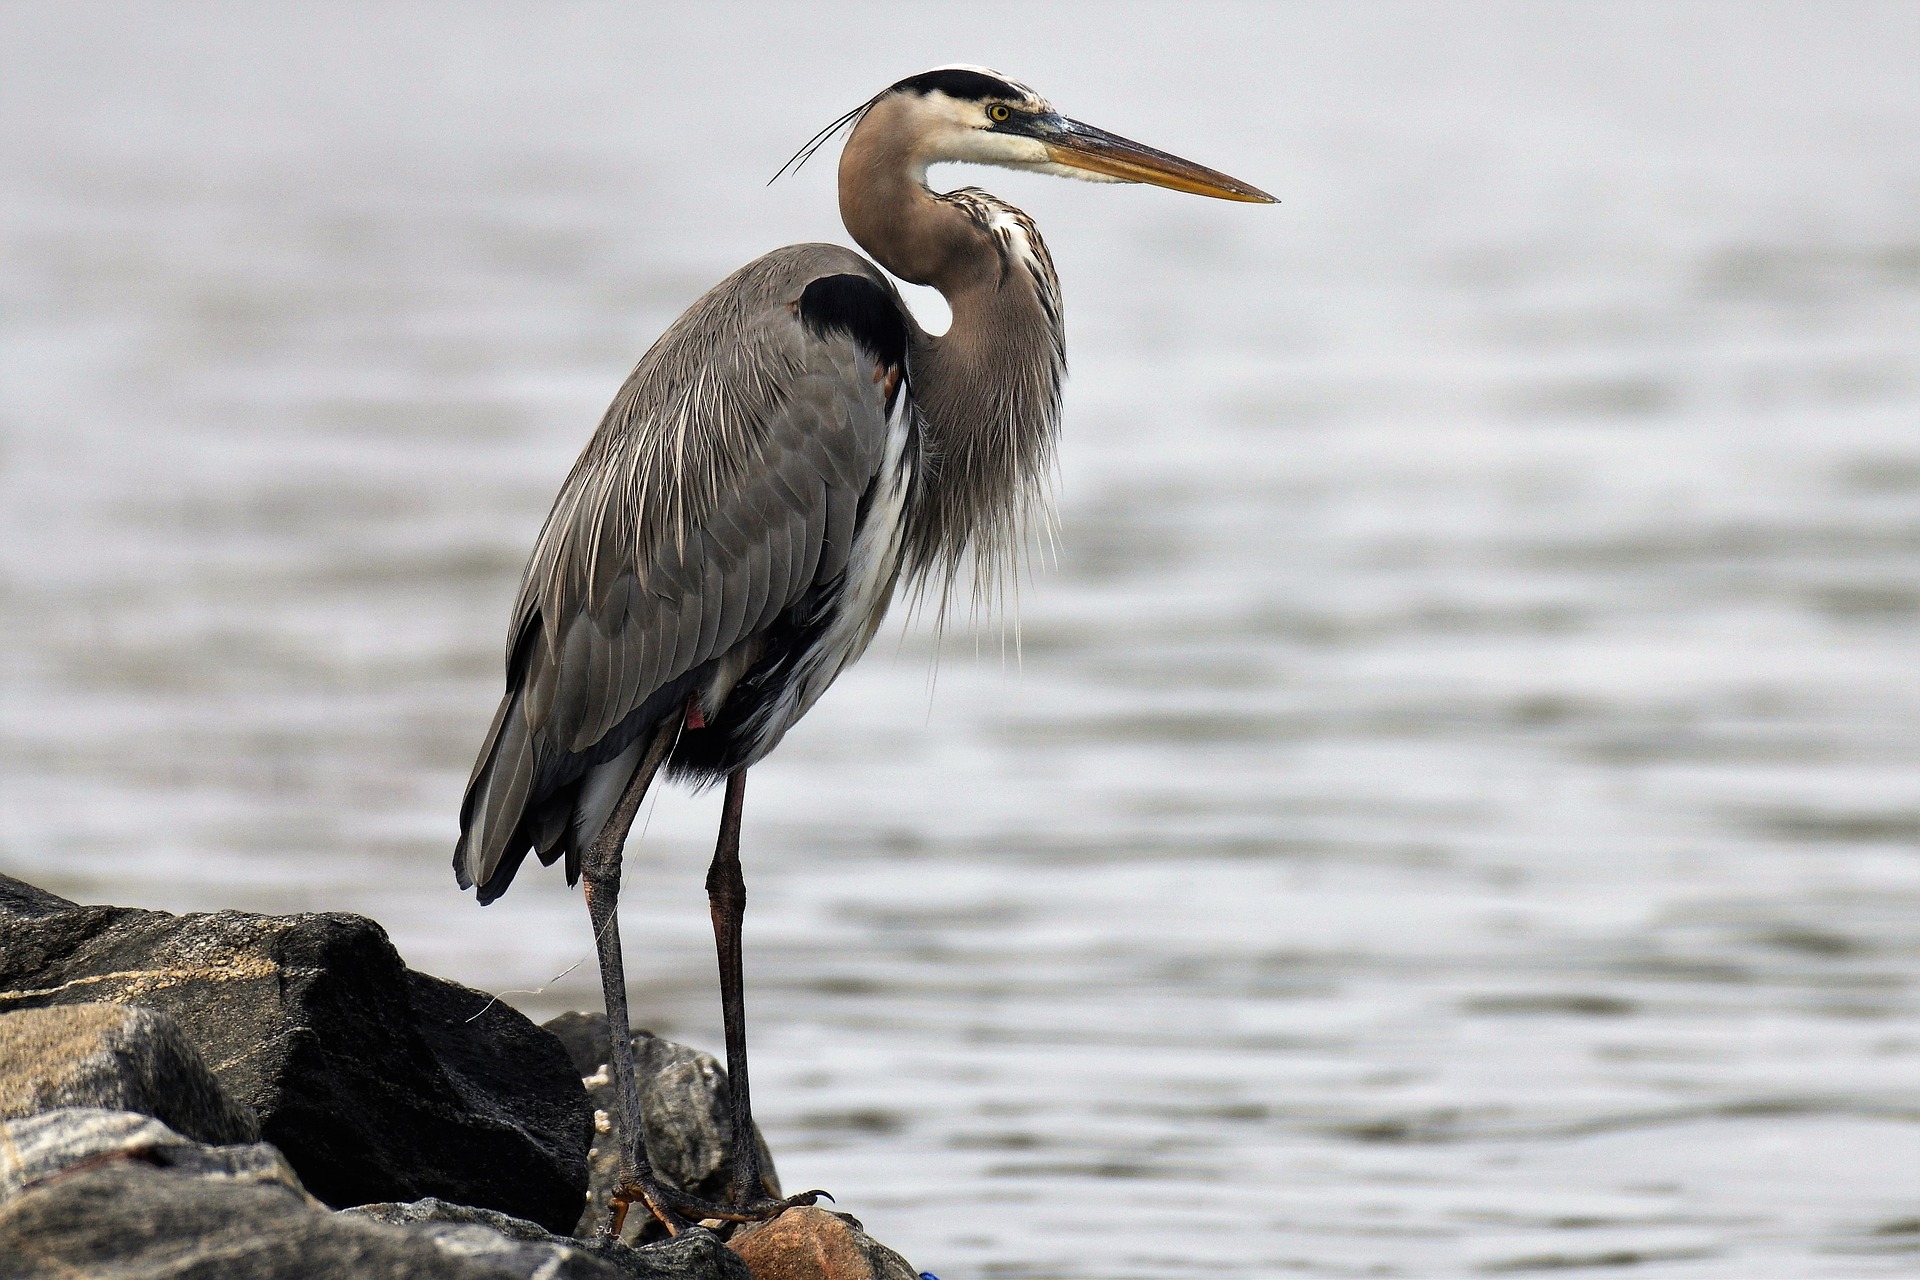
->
xmin=461 ymin=691 xmax=537 ymax=901
xmin=456 ymin=246 xmax=911 ymax=901
xmin=694 ymin=530 xmax=728 ymax=660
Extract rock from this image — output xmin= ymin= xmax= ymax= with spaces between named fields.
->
xmin=544 ymin=1011 xmax=779 ymax=1240
xmin=348 ymin=1199 xmax=753 ymax=1280
xmin=727 ymin=1208 xmax=921 ymax=1280
xmin=0 ymin=1107 xmax=306 ymax=1204
xmin=0 ymin=876 xmax=591 ymax=1231
xmin=0 ymin=1108 xmax=492 ymax=1278
xmin=0 ymin=1003 xmax=258 ymax=1143
xmin=0 ymin=1111 xmax=750 ymax=1280
xmin=2 ymin=1164 xmax=482 ymax=1280
xmin=0 ymin=874 xmax=77 ymax=920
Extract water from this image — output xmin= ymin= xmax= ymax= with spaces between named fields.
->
xmin=4 ymin=3 xmax=1920 ymax=1275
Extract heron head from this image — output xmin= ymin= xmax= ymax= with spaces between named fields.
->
xmin=786 ymin=65 xmax=1275 ymax=205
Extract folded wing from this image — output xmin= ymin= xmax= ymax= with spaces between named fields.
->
xmin=456 ymin=245 xmax=912 ymax=901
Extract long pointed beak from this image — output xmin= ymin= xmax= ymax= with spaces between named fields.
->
xmin=1043 ymin=116 xmax=1276 ymax=203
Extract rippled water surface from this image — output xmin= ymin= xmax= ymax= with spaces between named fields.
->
xmin=5 ymin=4 xmax=1920 ymax=1275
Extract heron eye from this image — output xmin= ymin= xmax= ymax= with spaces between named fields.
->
xmin=988 ymin=104 xmax=1011 ymax=123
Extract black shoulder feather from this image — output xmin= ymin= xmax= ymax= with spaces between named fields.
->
xmin=797 ymin=274 xmax=909 ymax=371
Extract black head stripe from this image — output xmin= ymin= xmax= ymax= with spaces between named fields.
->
xmin=889 ymin=68 xmax=1023 ymax=103
xmin=798 ymin=274 xmax=909 ymax=372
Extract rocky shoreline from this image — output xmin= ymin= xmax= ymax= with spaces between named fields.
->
xmin=0 ymin=874 xmax=923 ymax=1280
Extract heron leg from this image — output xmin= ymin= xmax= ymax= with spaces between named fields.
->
xmin=579 ymin=718 xmax=684 ymax=1237
xmin=708 ymin=769 xmax=763 ymax=1204
xmin=582 ymin=729 xmax=821 ymax=1238
xmin=706 ymin=769 xmax=827 ymax=1218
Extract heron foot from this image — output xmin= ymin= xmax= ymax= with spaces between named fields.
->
xmin=605 ymin=1178 xmax=831 ymax=1239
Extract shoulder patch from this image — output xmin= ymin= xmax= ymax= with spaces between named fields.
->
xmin=797 ymin=274 xmax=909 ymax=372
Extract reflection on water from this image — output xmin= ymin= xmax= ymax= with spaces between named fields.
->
xmin=4 ymin=4 xmax=1920 ymax=1276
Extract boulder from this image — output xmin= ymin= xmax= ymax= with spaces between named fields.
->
xmin=0 ymin=1108 xmax=465 ymax=1278
xmin=0 ymin=1111 xmax=751 ymax=1280
xmin=348 ymin=1199 xmax=753 ymax=1280
xmin=0 ymin=1107 xmax=304 ymax=1204
xmin=0 ymin=875 xmax=77 ymax=919
xmin=1 ymin=1109 xmax=758 ymax=1279
xmin=727 ymin=1208 xmax=921 ymax=1280
xmin=0 ymin=874 xmax=591 ymax=1231
xmin=543 ymin=1012 xmax=779 ymax=1240
xmin=0 ymin=1002 xmax=258 ymax=1143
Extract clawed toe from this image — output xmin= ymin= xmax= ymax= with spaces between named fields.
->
xmin=735 ymin=1187 xmax=832 ymax=1217
xmin=608 ymin=1179 xmax=836 ymax=1238
xmin=604 ymin=1179 xmax=688 ymax=1239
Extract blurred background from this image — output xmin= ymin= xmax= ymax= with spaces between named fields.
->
xmin=4 ymin=3 xmax=1920 ymax=1275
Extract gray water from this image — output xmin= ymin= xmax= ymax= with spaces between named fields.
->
xmin=4 ymin=3 xmax=1920 ymax=1275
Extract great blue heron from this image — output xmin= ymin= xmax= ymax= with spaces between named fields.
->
xmin=455 ymin=65 xmax=1272 ymax=1236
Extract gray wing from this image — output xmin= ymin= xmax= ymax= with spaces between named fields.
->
xmin=456 ymin=244 xmax=909 ymax=900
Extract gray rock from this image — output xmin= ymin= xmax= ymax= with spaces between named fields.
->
xmin=0 ymin=1108 xmax=305 ymax=1204
xmin=0 ymin=874 xmax=77 ymax=920
xmin=3 ymin=1166 xmax=489 ymax=1280
xmin=0 ymin=1111 xmax=748 ymax=1280
xmin=0 ymin=876 xmax=592 ymax=1231
xmin=348 ymin=1199 xmax=752 ymax=1280
xmin=543 ymin=1012 xmax=779 ymax=1241
xmin=0 ymin=1003 xmax=259 ymax=1143
xmin=0 ymin=1109 xmax=484 ymax=1278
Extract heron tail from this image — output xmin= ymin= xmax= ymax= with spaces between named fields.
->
xmin=454 ymin=685 xmax=539 ymax=904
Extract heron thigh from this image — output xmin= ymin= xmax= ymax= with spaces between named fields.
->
xmin=571 ymin=735 xmax=647 ymax=854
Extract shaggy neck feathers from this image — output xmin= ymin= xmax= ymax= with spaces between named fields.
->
xmin=838 ymin=95 xmax=1066 ymax=611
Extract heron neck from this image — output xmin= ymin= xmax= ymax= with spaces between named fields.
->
xmin=838 ymin=112 xmax=997 ymax=293
xmin=838 ymin=106 xmax=1066 ymax=601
